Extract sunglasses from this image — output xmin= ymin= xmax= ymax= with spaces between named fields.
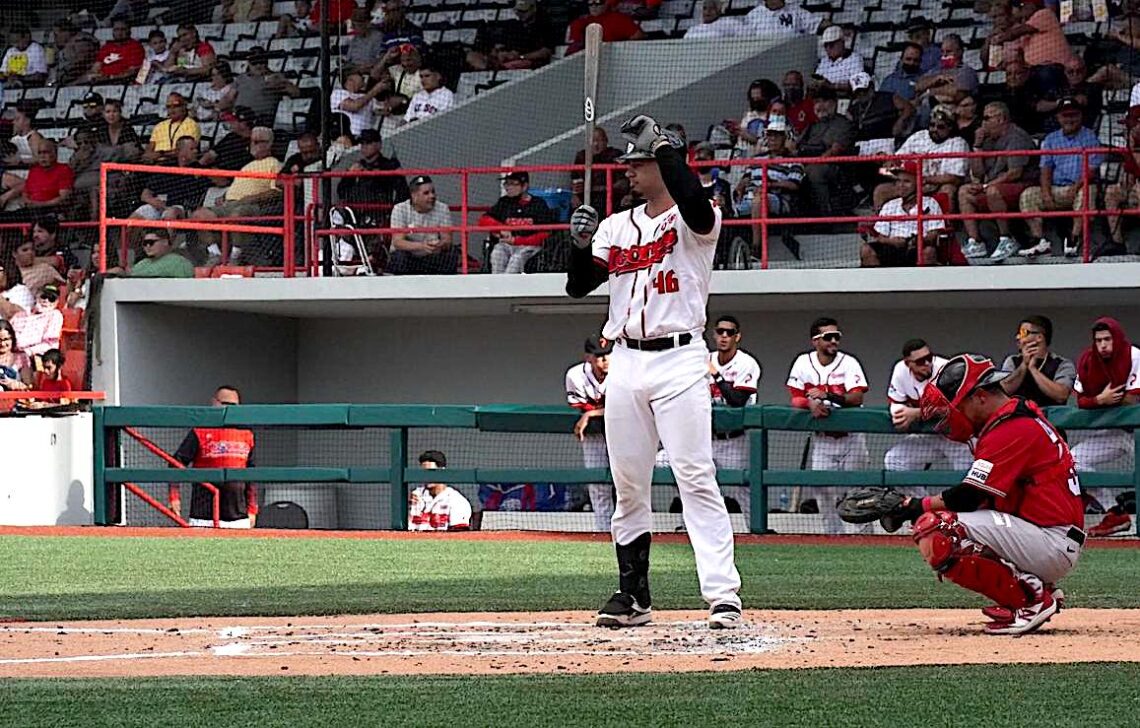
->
xmin=714 ymin=327 xmax=738 ymax=336
xmin=39 ymin=294 xmax=58 ymax=302
xmin=908 ymin=354 xmax=934 ymax=366
xmin=812 ymin=332 xmax=842 ymax=343
xmin=142 ymin=237 xmax=165 ymax=246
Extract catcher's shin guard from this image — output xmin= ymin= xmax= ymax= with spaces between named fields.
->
xmin=912 ymin=511 xmax=1035 ymax=609
xmin=616 ymin=532 xmax=652 ymax=606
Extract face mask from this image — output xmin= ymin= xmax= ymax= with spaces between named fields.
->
xmin=768 ymin=113 xmax=787 ymax=127
xmin=783 ymin=87 xmax=803 ymax=103
xmin=940 ymin=54 xmax=957 ymax=69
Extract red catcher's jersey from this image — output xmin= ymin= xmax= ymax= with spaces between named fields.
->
xmin=962 ymin=398 xmax=1084 ymax=529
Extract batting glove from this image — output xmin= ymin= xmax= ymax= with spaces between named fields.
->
xmin=570 ymin=205 xmax=599 ymax=248
xmin=620 ymin=114 xmax=684 ymax=155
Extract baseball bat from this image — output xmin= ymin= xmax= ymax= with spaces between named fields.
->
xmin=582 ymin=23 xmax=602 ymax=211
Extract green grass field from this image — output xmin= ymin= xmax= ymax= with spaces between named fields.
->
xmin=1 ymin=534 xmax=1136 ymax=727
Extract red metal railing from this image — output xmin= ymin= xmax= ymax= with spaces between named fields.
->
xmin=94 ymin=147 xmax=1137 ymax=276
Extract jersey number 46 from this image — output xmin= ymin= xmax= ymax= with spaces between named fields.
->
xmin=652 ymin=270 xmax=679 ymax=295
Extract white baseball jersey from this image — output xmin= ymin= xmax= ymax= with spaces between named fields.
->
xmin=741 ymin=3 xmax=820 ymax=36
xmin=887 ymin=355 xmax=949 ymax=406
xmin=565 ymin=361 xmax=607 ymax=410
xmin=1074 ymin=345 xmax=1140 ymax=394
xmin=786 ymin=351 xmax=869 ymax=397
xmin=591 ymin=202 xmax=722 ymax=341
xmin=408 ymin=486 xmax=472 ymax=531
xmin=709 ymin=350 xmax=762 ymax=405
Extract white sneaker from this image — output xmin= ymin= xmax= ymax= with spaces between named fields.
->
xmin=1063 ymin=239 xmax=1080 ymax=257
xmin=984 ymin=591 xmax=1057 ymax=636
xmin=961 ymin=238 xmax=988 ymax=258
xmin=1018 ymin=239 xmax=1051 ymax=257
xmin=708 ymin=603 xmax=743 ymax=630
xmin=989 ymin=236 xmax=1019 ymax=261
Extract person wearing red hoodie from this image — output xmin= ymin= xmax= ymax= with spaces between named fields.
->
xmin=482 ymin=171 xmax=553 ymax=274
xmin=1072 ymin=317 xmax=1140 ymax=536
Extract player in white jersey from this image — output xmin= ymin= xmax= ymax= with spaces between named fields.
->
xmin=567 ymin=114 xmax=742 ymax=630
xmin=786 ymin=317 xmax=869 ymax=531
xmin=408 ymin=450 xmax=473 ymax=531
xmin=566 ymin=334 xmax=615 ymax=531
xmin=884 ymin=338 xmax=972 ymax=473
xmin=708 ymin=314 xmax=762 ymax=515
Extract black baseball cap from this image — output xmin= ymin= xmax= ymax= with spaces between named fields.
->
xmin=1056 ymin=97 xmax=1083 ymax=114
xmin=503 ymin=170 xmax=529 ymax=184
xmin=82 ymin=91 xmax=104 ymax=107
xmin=358 ymin=128 xmax=381 ymax=144
xmin=906 ymin=16 xmax=933 ymax=31
xmin=585 ymin=334 xmax=613 ymax=356
xmin=410 ymin=174 xmax=433 ymax=188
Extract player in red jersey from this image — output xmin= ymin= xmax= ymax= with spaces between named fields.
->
xmin=891 ymin=354 xmax=1086 ymax=635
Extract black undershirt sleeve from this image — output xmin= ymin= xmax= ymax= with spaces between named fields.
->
xmin=654 ymin=144 xmax=715 ymax=235
xmin=714 ymin=378 xmax=753 ymax=407
xmin=173 ymin=431 xmax=199 ymax=466
xmin=566 ymin=237 xmax=609 ymax=298
xmin=941 ymin=482 xmax=989 ymax=512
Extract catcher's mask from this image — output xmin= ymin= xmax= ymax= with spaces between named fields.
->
xmin=920 ymin=354 xmax=1010 ymax=442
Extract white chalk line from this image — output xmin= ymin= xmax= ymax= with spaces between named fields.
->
xmin=0 ymin=651 xmax=202 ymax=665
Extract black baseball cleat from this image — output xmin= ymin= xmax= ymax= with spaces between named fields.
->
xmin=595 ymin=591 xmax=652 ymax=628
xmin=708 ymin=603 xmax=743 ymax=630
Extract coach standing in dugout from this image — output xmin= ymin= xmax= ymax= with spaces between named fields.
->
xmin=170 ymin=385 xmax=258 ymax=529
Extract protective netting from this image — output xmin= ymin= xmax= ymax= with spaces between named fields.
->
xmin=6 ymin=0 xmax=1140 ymax=274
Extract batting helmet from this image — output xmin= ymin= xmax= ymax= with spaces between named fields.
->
xmin=920 ymin=354 xmax=1011 ymax=442
xmin=617 ymin=139 xmax=657 ymax=162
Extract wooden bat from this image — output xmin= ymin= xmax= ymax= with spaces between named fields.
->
xmin=582 ymin=23 xmax=602 ymax=211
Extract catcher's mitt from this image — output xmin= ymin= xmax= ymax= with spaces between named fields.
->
xmin=837 ymin=487 xmax=907 ymax=526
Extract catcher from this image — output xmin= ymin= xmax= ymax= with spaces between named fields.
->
xmin=838 ymin=354 xmax=1085 ymax=635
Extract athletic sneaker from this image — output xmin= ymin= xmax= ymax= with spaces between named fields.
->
xmin=961 ymin=238 xmax=988 ymax=259
xmin=982 ymin=587 xmax=1064 ymax=624
xmin=1018 ymin=239 xmax=1051 ymax=257
xmin=708 ymin=603 xmax=743 ymax=630
xmin=1063 ymin=238 xmax=1080 ymax=257
xmin=988 ymin=236 xmax=1019 ymax=261
xmin=984 ymin=590 xmax=1057 ymax=635
xmin=1089 ymin=511 xmax=1133 ymax=537
xmin=596 ymin=591 xmax=651 ymax=628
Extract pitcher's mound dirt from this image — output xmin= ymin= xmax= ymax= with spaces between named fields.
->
xmin=1 ymin=609 xmax=1137 ymax=678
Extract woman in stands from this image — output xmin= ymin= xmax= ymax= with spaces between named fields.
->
xmin=9 ymin=104 xmax=44 ymax=166
xmin=0 ymin=257 xmax=33 ymax=318
xmin=12 ymin=239 xmax=64 ymax=295
xmin=0 ymin=320 xmax=31 ymax=391
xmin=195 ymin=61 xmax=235 ymax=122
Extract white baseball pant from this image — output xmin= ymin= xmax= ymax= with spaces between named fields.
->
xmin=956 ymin=510 xmax=1082 ymax=585
xmin=811 ymin=432 xmax=870 ymax=533
xmin=606 ymin=339 xmax=742 ymax=609
xmin=884 ymin=434 xmax=973 ymax=474
xmin=581 ymin=433 xmax=615 ymax=532
xmin=1071 ymin=429 xmax=1135 ymax=511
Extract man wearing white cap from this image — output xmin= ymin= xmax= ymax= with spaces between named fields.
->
xmin=742 ymin=0 xmax=819 ymax=37
xmin=814 ymin=24 xmax=865 ymax=95
xmin=846 ymin=72 xmax=898 ymax=142
xmin=685 ymin=0 xmax=743 ymax=40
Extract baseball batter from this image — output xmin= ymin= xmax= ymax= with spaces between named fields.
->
xmin=567 ymin=114 xmax=742 ymax=630
xmin=885 ymin=338 xmax=972 ymax=473
xmin=566 ymin=334 xmax=615 ymax=531
xmin=901 ymin=354 xmax=1084 ymax=635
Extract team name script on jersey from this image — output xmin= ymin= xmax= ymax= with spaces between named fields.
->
xmin=608 ymin=228 xmax=678 ymax=275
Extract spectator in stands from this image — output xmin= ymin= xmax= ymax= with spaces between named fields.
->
xmin=567 ymin=0 xmax=645 ymax=55
xmin=137 ymin=29 xmax=170 ymax=84
xmin=346 ymin=8 xmax=389 ymax=76
xmin=275 ymin=12 xmax=304 ymax=39
xmin=388 ymin=175 xmax=459 ymax=275
xmin=1105 ymin=107 xmax=1140 ymax=253
xmin=733 ymin=120 xmax=802 ymax=250
xmin=281 ymin=133 xmax=323 ymax=175
xmin=381 ymin=44 xmax=423 ymax=100
xmin=143 ymin=93 xmax=200 ymax=163
xmin=335 ymin=129 xmax=409 ymax=211
xmin=861 ymin=162 xmax=942 ymax=268
xmin=0 ymin=262 xmax=33 ymax=318
xmin=813 ymin=24 xmax=864 ymax=96
xmin=0 ymin=26 xmax=48 ymax=87
xmin=482 ymin=171 xmax=552 ymax=274
xmin=880 ymin=42 xmax=926 ymax=103
xmin=0 ymin=320 xmax=31 ymax=391
xmin=80 ymin=17 xmax=144 ymax=84
xmin=954 ymin=93 xmax=981 ymax=146
xmin=796 ymin=87 xmax=856 ymax=216
xmin=30 ymin=216 xmax=77 ymax=273
xmin=915 ymin=34 xmax=979 ymax=115
xmin=376 ymin=89 xmax=411 ymax=140
xmin=17 ymin=142 xmax=74 ymax=218
xmin=847 ymin=72 xmax=898 ymax=143
xmin=991 ymin=0 xmax=1074 ymax=87
xmin=408 ymin=450 xmax=473 ymax=531
xmin=132 ymin=136 xmax=210 ymax=222
xmin=224 ymin=0 xmax=274 ymax=22
xmin=227 ymin=48 xmax=300 ymax=127
xmin=0 ymin=157 xmax=23 ymax=212
xmin=50 ymin=18 xmax=99 ymax=87
xmin=95 ymin=100 xmax=142 ymax=161
xmin=724 ymin=78 xmax=782 ymax=155
xmin=741 ymin=0 xmax=819 ymax=37
xmin=1017 ymin=99 xmax=1102 ymax=259
xmin=903 ymin=16 xmax=940 ymax=74
xmin=1045 ymin=57 xmax=1102 ymax=134
xmin=101 ymin=0 xmax=150 ymax=26
xmin=782 ymin=69 xmax=817 ymax=135
xmin=201 ymin=106 xmax=256 ymax=174
xmin=468 ymin=0 xmax=559 ymax=70
xmin=68 ymin=92 xmax=109 ymax=146
xmin=191 ymin=127 xmax=282 ymax=266
xmin=999 ymin=315 xmax=1075 ymax=407
xmin=874 ymin=105 xmax=968 ymax=210
xmin=194 ymin=61 xmax=235 ymax=122
xmin=684 ymin=0 xmax=742 ymax=40
xmin=404 ymin=63 xmax=455 ymax=123
xmin=8 ymin=103 xmax=44 ymax=165
xmin=163 ymin=24 xmax=216 ymax=81
xmin=571 ymin=127 xmax=627 ymax=213
xmin=1089 ymin=12 xmax=1140 ymax=89
xmin=693 ymin=142 xmax=731 ymax=210
xmin=958 ymin=101 xmax=1037 ymax=262
xmin=331 ymin=70 xmax=383 ymax=138
xmin=884 ymin=339 xmax=971 ymax=472
xmin=131 ymin=229 xmax=194 ymax=278
xmin=10 ymin=283 xmax=63 ymax=357
xmin=11 ymin=239 xmax=63 ymax=294
xmin=1000 ymin=58 xmax=1044 ymax=134
xmin=27 ymin=350 xmax=72 ymax=399
xmin=377 ymin=0 xmax=425 ymax=51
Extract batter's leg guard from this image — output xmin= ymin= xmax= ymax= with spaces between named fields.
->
xmin=912 ymin=511 xmax=1037 ymax=609
xmin=616 ymin=531 xmax=652 ymax=607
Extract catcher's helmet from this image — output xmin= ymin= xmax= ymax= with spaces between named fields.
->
xmin=921 ymin=354 xmax=1010 ymax=442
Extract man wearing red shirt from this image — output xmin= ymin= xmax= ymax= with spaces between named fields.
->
xmin=886 ymin=354 xmax=1085 ymax=636
xmin=83 ymin=18 xmax=144 ymax=82
xmin=567 ymin=0 xmax=644 ymax=55
xmin=21 ymin=141 xmax=74 ymax=213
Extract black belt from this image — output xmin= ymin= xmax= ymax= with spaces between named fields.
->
xmin=1067 ymin=526 xmax=1086 ymax=547
xmin=714 ymin=430 xmax=745 ymax=441
xmin=621 ymin=333 xmax=692 ymax=351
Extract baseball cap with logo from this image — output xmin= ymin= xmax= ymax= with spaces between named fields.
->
xmin=410 ymin=174 xmax=433 ymax=188
xmin=930 ymin=104 xmax=956 ymax=125
xmin=888 ymin=160 xmax=921 ymax=177
xmin=585 ymin=334 xmax=613 ymax=356
xmin=849 ymin=72 xmax=872 ymax=91
xmin=82 ymin=91 xmax=104 ymax=107
xmin=820 ymin=25 xmax=844 ymax=44
xmin=502 ymin=170 xmax=529 ymax=184
xmin=1056 ymin=97 xmax=1083 ymax=115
